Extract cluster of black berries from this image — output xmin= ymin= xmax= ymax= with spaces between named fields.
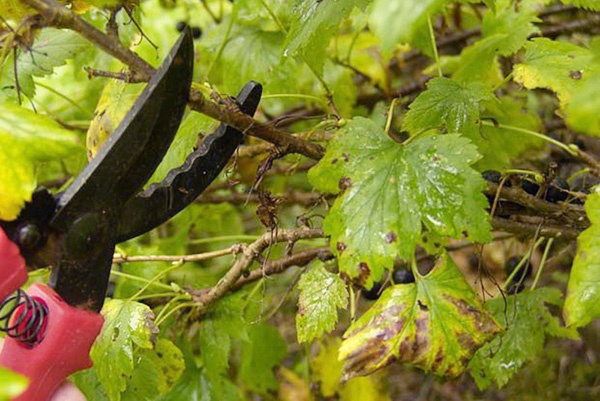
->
xmin=504 ymin=255 xmax=532 ymax=294
xmin=176 ymin=21 xmax=202 ymax=39
xmin=482 ymin=169 xmax=573 ymax=203
xmin=361 ymin=265 xmax=415 ymax=300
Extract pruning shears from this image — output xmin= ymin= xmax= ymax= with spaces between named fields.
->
xmin=0 ymin=29 xmax=262 ymax=401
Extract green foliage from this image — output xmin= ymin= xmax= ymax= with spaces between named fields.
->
xmin=340 ymin=252 xmax=501 ymax=379
xmin=296 ymin=263 xmax=349 ymax=343
xmin=309 ymin=117 xmax=491 ymax=284
xmin=0 ymin=102 xmax=82 ymax=220
xmin=0 ymin=368 xmax=28 ymax=401
xmin=469 ymin=288 xmax=578 ymax=389
xmin=284 ymin=0 xmax=370 ymax=74
xmin=402 ymin=77 xmax=492 ymax=137
xmin=240 ymin=323 xmax=287 ymax=394
xmin=369 ymin=0 xmax=450 ymax=54
xmin=564 ymin=191 xmax=600 ymax=327
xmin=90 ymin=300 xmax=157 ymax=401
xmin=0 ymin=29 xmax=90 ymax=100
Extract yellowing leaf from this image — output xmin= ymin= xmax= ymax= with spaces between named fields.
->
xmin=564 ymin=191 xmax=600 ymax=327
xmin=514 ymin=38 xmax=598 ymax=107
xmin=296 ymin=263 xmax=348 ymax=343
xmin=308 ymin=118 xmax=491 ymax=285
xmin=312 ymin=338 xmax=391 ymax=401
xmin=90 ymin=299 xmax=157 ymax=401
xmin=0 ymin=102 xmax=82 ymax=220
xmin=339 ymin=252 xmax=501 ymax=379
xmin=86 ymin=79 xmax=145 ymax=159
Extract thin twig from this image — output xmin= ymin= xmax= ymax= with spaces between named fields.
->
xmin=112 ymin=245 xmax=243 ymax=264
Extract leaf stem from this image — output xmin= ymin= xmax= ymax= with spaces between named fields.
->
xmin=110 ymin=270 xmax=173 ymax=291
xmin=384 ymin=98 xmax=399 ymax=135
xmin=427 ymin=15 xmax=442 ymax=77
xmin=481 ymin=121 xmax=577 ymax=156
xmin=129 ymin=261 xmax=184 ymax=302
xmin=531 ymin=238 xmax=553 ymax=290
xmin=262 ymin=93 xmax=329 ymax=106
xmin=502 ymin=237 xmax=545 ymax=290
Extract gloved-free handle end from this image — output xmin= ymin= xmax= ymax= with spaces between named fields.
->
xmin=0 ymin=227 xmax=28 ymax=301
xmin=0 ymin=284 xmax=104 ymax=401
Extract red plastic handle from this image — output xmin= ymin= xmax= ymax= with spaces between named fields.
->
xmin=0 ymin=227 xmax=28 ymax=301
xmin=0 ymin=284 xmax=104 ymax=401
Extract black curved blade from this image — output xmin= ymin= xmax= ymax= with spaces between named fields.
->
xmin=116 ymin=81 xmax=263 ymax=242
xmin=51 ymin=30 xmax=194 ymax=231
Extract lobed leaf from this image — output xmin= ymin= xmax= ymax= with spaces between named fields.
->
xmin=564 ymin=191 xmax=600 ymax=327
xmin=284 ymin=0 xmax=370 ymax=74
xmin=402 ymin=77 xmax=492 ymax=137
xmin=90 ymin=300 xmax=157 ymax=401
xmin=309 ymin=117 xmax=491 ymax=284
xmin=1 ymin=29 xmax=90 ymax=100
xmin=0 ymin=102 xmax=82 ymax=220
xmin=470 ymin=288 xmax=578 ymax=389
xmin=339 ymin=252 xmax=501 ymax=379
xmin=513 ymin=38 xmax=599 ymax=107
xmin=296 ymin=263 xmax=349 ymax=343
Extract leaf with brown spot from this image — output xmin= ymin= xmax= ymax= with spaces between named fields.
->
xmin=339 ymin=252 xmax=500 ymax=380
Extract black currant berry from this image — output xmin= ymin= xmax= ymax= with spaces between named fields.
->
xmin=191 ymin=27 xmax=202 ymax=39
xmin=361 ymin=281 xmax=383 ymax=300
xmin=521 ymin=178 xmax=540 ymax=196
xmin=505 ymin=255 xmax=531 ymax=283
xmin=544 ymin=177 xmax=570 ymax=203
xmin=392 ymin=268 xmax=415 ymax=284
xmin=176 ymin=21 xmax=187 ymax=32
xmin=482 ymin=170 xmax=502 ymax=184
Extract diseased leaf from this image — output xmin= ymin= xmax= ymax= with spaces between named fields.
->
xmin=470 ymin=288 xmax=578 ymax=389
xmin=86 ymin=79 xmax=145 ymax=159
xmin=0 ymin=367 xmax=28 ymax=401
xmin=312 ymin=338 xmax=391 ymax=401
xmin=340 ymin=252 xmax=501 ymax=379
xmin=240 ymin=324 xmax=287 ymax=394
xmin=1 ymin=29 xmax=90 ymax=99
xmin=402 ymin=77 xmax=493 ymax=137
xmin=564 ymin=191 xmax=600 ymax=327
xmin=90 ymin=299 xmax=157 ymax=401
xmin=284 ymin=0 xmax=370 ymax=74
xmin=514 ymin=38 xmax=599 ymax=107
xmin=0 ymin=102 xmax=82 ymax=220
xmin=296 ymin=263 xmax=348 ymax=343
xmin=121 ymin=339 xmax=185 ymax=401
xmin=308 ymin=117 xmax=491 ymax=284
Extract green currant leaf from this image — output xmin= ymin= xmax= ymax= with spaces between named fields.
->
xmin=308 ymin=117 xmax=491 ymax=284
xmin=564 ymin=191 xmax=600 ymax=327
xmin=90 ymin=300 xmax=157 ymax=401
xmin=369 ymin=0 xmax=450 ymax=55
xmin=469 ymin=288 xmax=578 ymax=389
xmin=240 ymin=323 xmax=288 ymax=394
xmin=1 ymin=28 xmax=90 ymax=100
xmin=565 ymin=71 xmax=600 ymax=137
xmin=561 ymin=0 xmax=600 ymax=11
xmin=0 ymin=367 xmax=28 ymax=401
xmin=340 ymin=252 xmax=501 ymax=379
xmin=296 ymin=263 xmax=349 ymax=343
xmin=0 ymin=101 xmax=82 ymax=220
xmin=514 ymin=38 xmax=599 ymax=107
xmin=284 ymin=0 xmax=370 ymax=74
xmin=402 ymin=77 xmax=493 ymax=137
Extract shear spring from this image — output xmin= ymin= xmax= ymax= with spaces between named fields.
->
xmin=0 ymin=290 xmax=49 ymax=347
